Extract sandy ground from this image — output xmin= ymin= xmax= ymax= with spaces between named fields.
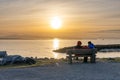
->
xmin=0 ymin=62 xmax=120 ymax=80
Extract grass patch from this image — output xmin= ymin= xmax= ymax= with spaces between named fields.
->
xmin=97 ymin=57 xmax=120 ymax=62
xmin=0 ymin=58 xmax=66 ymax=69
xmin=1 ymin=57 xmax=120 ymax=69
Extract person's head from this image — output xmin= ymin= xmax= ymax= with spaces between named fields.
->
xmin=77 ymin=41 xmax=82 ymax=46
xmin=88 ymin=41 xmax=92 ymax=44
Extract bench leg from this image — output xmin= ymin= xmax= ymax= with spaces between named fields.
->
xmin=90 ymin=55 xmax=96 ymax=63
xmin=84 ymin=57 xmax=88 ymax=63
xmin=68 ymin=54 xmax=72 ymax=64
xmin=75 ymin=57 xmax=79 ymax=60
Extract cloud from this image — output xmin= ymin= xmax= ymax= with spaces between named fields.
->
xmin=90 ymin=29 xmax=120 ymax=33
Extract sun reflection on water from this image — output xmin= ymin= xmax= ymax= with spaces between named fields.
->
xmin=53 ymin=38 xmax=59 ymax=50
xmin=52 ymin=38 xmax=59 ymax=59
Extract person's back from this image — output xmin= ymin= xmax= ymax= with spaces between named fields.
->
xmin=88 ymin=41 xmax=95 ymax=49
xmin=74 ymin=41 xmax=82 ymax=49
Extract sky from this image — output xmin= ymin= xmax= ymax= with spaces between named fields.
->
xmin=0 ymin=0 xmax=120 ymax=39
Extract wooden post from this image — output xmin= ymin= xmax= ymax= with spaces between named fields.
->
xmin=68 ymin=53 xmax=72 ymax=64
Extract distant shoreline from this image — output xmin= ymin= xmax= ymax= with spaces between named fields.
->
xmin=53 ymin=44 xmax=120 ymax=53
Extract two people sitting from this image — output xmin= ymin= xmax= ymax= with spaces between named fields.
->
xmin=74 ymin=41 xmax=95 ymax=49
xmin=73 ymin=41 xmax=95 ymax=61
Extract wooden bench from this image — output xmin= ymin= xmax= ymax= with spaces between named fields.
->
xmin=66 ymin=49 xmax=97 ymax=64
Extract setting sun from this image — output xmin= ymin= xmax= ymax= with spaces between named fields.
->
xmin=50 ymin=16 xmax=62 ymax=29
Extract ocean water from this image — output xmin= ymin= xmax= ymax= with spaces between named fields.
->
xmin=0 ymin=39 xmax=120 ymax=59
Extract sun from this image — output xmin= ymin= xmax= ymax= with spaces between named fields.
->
xmin=50 ymin=16 xmax=62 ymax=29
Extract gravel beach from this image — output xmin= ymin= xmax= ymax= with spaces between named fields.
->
xmin=0 ymin=62 xmax=120 ymax=80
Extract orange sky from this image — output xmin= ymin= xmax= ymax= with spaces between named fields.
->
xmin=0 ymin=0 xmax=120 ymax=39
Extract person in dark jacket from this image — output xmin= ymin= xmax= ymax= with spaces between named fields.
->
xmin=74 ymin=41 xmax=83 ymax=49
xmin=74 ymin=41 xmax=83 ymax=60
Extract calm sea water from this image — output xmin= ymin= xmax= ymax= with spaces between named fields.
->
xmin=0 ymin=39 xmax=120 ymax=59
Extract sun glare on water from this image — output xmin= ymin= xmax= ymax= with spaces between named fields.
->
xmin=52 ymin=38 xmax=59 ymax=59
xmin=50 ymin=16 xmax=62 ymax=29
